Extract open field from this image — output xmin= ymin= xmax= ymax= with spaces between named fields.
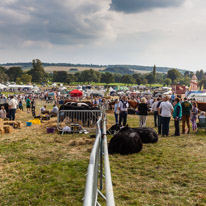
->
xmin=43 ymin=66 xmax=105 ymax=73
xmin=0 ymin=102 xmax=206 ymax=205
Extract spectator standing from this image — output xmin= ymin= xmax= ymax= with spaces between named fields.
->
xmin=171 ymin=93 xmax=175 ymax=103
xmin=118 ymin=96 xmax=129 ymax=126
xmin=152 ymin=98 xmax=159 ymax=127
xmin=181 ymin=97 xmax=192 ymax=134
xmin=8 ymin=96 xmax=18 ymax=121
xmin=114 ymin=99 xmax=119 ymax=124
xmin=138 ymin=97 xmax=149 ymax=127
xmin=158 ymin=96 xmax=174 ymax=137
xmin=172 ymin=98 xmax=182 ymax=136
xmin=157 ymin=98 xmax=163 ymax=135
xmin=190 ymin=102 xmax=198 ymax=132
xmin=26 ymin=97 xmax=31 ymax=113
xmin=19 ymin=100 xmax=23 ymax=111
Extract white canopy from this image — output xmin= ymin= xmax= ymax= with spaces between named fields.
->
xmin=0 ymin=83 xmax=7 ymax=89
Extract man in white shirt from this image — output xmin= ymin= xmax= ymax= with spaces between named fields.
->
xmin=118 ymin=96 xmax=129 ymax=126
xmin=158 ymin=96 xmax=174 ymax=137
xmin=8 ymin=96 xmax=18 ymax=120
xmin=152 ymin=98 xmax=159 ymax=127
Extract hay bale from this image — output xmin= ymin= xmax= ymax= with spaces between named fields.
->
xmin=0 ymin=127 xmax=4 ymax=135
xmin=68 ymin=140 xmax=77 ymax=146
xmin=17 ymin=121 xmax=22 ymax=129
xmin=77 ymin=140 xmax=85 ymax=146
xmin=0 ymin=118 xmax=3 ymax=126
xmin=3 ymin=125 xmax=13 ymax=133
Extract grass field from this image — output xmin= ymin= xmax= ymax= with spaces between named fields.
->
xmin=0 ymin=102 xmax=206 ymax=205
xmin=43 ymin=66 xmax=105 ymax=73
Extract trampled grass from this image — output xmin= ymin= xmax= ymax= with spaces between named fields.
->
xmin=0 ymin=104 xmax=206 ymax=205
xmin=107 ymin=113 xmax=206 ymax=206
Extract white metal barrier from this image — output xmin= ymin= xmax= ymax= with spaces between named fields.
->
xmin=83 ymin=114 xmax=115 ymax=206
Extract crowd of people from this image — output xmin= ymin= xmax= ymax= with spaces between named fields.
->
xmin=0 ymin=94 xmax=59 ymax=121
xmin=114 ymin=95 xmax=203 ymax=137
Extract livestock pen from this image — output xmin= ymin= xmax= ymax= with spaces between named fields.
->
xmin=1 ymin=100 xmax=206 ymax=205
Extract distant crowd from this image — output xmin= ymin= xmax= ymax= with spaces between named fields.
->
xmin=114 ymin=95 xmax=201 ymax=137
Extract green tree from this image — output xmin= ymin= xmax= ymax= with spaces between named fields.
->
xmin=152 ymin=64 xmax=156 ymax=79
xmin=184 ymin=71 xmax=189 ymax=77
xmin=80 ymin=69 xmax=101 ymax=84
xmin=74 ymin=72 xmax=81 ymax=82
xmin=121 ymin=74 xmax=135 ymax=85
xmin=28 ymin=59 xmax=47 ymax=83
xmin=142 ymin=78 xmax=148 ymax=85
xmin=146 ymin=73 xmax=155 ymax=85
xmin=113 ymin=73 xmax=122 ymax=83
xmin=164 ymin=78 xmax=172 ymax=86
xmin=101 ymin=72 xmax=114 ymax=84
xmin=67 ymin=74 xmax=77 ymax=85
xmin=167 ymin=69 xmax=182 ymax=83
xmin=0 ymin=67 xmax=8 ymax=83
xmin=6 ymin=67 xmax=23 ymax=82
xmin=16 ymin=74 xmax=32 ymax=84
xmin=53 ymin=71 xmax=68 ymax=83
xmin=196 ymin=69 xmax=204 ymax=80
xmin=132 ymin=73 xmax=142 ymax=85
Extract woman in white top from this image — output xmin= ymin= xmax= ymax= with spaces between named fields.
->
xmin=158 ymin=96 xmax=174 ymax=137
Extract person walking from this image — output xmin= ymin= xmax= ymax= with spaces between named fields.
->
xmin=152 ymin=98 xmax=159 ymax=127
xmin=181 ymin=97 xmax=192 ymax=134
xmin=114 ymin=99 xmax=119 ymax=124
xmin=172 ymin=98 xmax=182 ymax=136
xmin=138 ymin=97 xmax=149 ymax=127
xmin=118 ymin=96 xmax=129 ymax=126
xmin=190 ymin=102 xmax=198 ymax=132
xmin=8 ymin=96 xmax=18 ymax=121
xmin=158 ymin=96 xmax=174 ymax=137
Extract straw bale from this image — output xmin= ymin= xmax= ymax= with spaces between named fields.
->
xmin=0 ymin=127 xmax=4 ymax=135
xmin=3 ymin=125 xmax=13 ymax=133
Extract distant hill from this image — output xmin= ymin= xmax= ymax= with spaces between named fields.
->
xmin=0 ymin=62 xmax=106 ymax=70
xmin=0 ymin=62 xmax=188 ymax=74
xmin=104 ymin=65 xmax=187 ymax=74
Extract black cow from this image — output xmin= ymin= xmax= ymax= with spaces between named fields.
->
xmin=108 ymin=126 xmax=143 ymax=155
xmin=107 ymin=124 xmax=158 ymax=144
xmin=107 ymin=124 xmax=121 ymax=135
xmin=132 ymin=127 xmax=158 ymax=143
xmin=59 ymin=102 xmax=100 ymax=127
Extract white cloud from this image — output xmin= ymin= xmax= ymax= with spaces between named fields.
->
xmin=1 ymin=0 xmax=206 ymax=71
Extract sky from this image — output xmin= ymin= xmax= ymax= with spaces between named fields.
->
xmin=0 ymin=0 xmax=206 ymax=71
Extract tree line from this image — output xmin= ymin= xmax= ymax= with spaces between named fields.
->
xmin=0 ymin=59 xmax=206 ymax=88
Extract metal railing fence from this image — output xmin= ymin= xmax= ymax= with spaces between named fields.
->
xmin=83 ymin=113 xmax=115 ymax=206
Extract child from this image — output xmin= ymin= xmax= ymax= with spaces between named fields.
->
xmin=19 ymin=100 xmax=23 ymax=111
xmin=190 ymin=102 xmax=198 ymax=132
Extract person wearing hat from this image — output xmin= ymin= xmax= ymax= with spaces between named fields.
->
xmin=181 ymin=97 xmax=192 ymax=134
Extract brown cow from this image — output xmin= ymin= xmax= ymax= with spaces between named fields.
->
xmin=109 ymin=100 xmax=139 ymax=110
